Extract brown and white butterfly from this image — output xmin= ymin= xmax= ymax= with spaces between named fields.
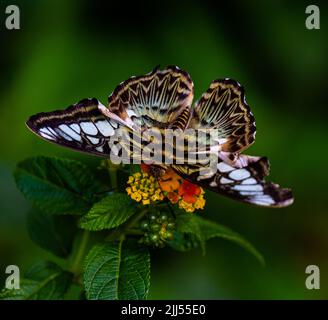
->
xmin=26 ymin=65 xmax=293 ymax=207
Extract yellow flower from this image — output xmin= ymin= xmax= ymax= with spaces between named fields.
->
xmin=194 ymin=191 xmax=206 ymax=210
xmin=126 ymin=171 xmax=164 ymax=204
xmin=178 ymin=199 xmax=195 ymax=213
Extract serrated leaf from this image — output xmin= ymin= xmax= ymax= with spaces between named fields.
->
xmin=27 ymin=207 xmax=77 ymax=258
xmin=0 ymin=261 xmax=72 ymax=300
xmin=79 ymin=193 xmax=136 ymax=231
xmin=84 ymin=240 xmax=150 ymax=300
xmin=14 ymin=156 xmax=103 ymax=215
xmin=174 ymin=214 xmax=264 ymax=265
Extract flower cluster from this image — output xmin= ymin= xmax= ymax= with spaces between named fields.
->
xmin=139 ymin=211 xmax=175 ymax=247
xmin=126 ymin=172 xmax=164 ymax=205
xmin=159 ymin=168 xmax=206 ymax=213
xmin=126 ymin=164 xmax=206 ymax=213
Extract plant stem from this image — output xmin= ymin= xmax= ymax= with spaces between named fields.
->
xmin=124 ymin=209 xmax=148 ymax=230
xmin=70 ymin=230 xmax=90 ymax=275
xmin=107 ymin=160 xmax=119 ymax=189
xmin=106 ymin=209 xmax=147 ymax=241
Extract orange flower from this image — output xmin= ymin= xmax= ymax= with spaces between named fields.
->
xmin=159 ymin=168 xmax=181 ymax=192
xmin=178 ymin=180 xmax=201 ymax=204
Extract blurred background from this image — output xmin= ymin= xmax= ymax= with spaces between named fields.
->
xmin=0 ymin=0 xmax=327 ymax=299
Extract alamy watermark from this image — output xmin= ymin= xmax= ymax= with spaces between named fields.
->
xmin=305 ymin=265 xmax=320 ymax=290
xmin=4 ymin=5 xmax=20 ymax=30
xmin=2 ymin=4 xmax=322 ymax=31
xmin=4 ymin=265 xmax=20 ymax=289
xmin=40 ymin=125 xmax=221 ymax=178
xmin=305 ymin=5 xmax=320 ymax=30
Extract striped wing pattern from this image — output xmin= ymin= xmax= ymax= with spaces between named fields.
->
xmin=26 ymin=66 xmax=293 ymax=207
xmin=26 ymin=98 xmax=119 ymax=157
xmin=189 ymin=79 xmax=256 ymax=153
xmin=107 ymin=65 xmax=194 ymax=130
xmin=173 ymin=157 xmax=293 ymax=207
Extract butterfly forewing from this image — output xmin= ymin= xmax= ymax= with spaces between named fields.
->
xmin=107 ymin=65 xmax=194 ymax=130
xmin=189 ymin=78 xmax=256 ymax=153
xmin=26 ymin=98 xmax=123 ymax=158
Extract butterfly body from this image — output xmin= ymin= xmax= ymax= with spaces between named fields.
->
xmin=26 ymin=66 xmax=293 ymax=207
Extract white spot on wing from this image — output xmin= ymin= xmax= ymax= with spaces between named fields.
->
xmin=88 ymin=136 xmax=100 ymax=145
xmin=220 ymin=177 xmax=233 ymax=184
xmin=233 ymin=184 xmax=263 ymax=192
xmin=217 ymin=162 xmax=234 ymax=172
xmin=47 ymin=127 xmax=58 ymax=137
xmin=58 ymin=124 xmax=82 ymax=141
xmin=240 ymin=191 xmax=262 ymax=196
xmin=56 ymin=128 xmax=73 ymax=141
xmin=40 ymin=128 xmax=55 ymax=138
xmin=96 ymin=146 xmax=103 ymax=152
xmin=229 ymin=169 xmax=251 ymax=180
xmin=241 ymin=178 xmax=257 ymax=185
xmin=80 ymin=122 xmax=98 ymax=135
xmin=70 ymin=124 xmax=81 ymax=133
xmin=39 ymin=130 xmax=56 ymax=141
xmin=250 ymin=195 xmax=275 ymax=206
xmin=95 ymin=120 xmax=114 ymax=137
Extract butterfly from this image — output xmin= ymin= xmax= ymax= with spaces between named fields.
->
xmin=26 ymin=65 xmax=293 ymax=207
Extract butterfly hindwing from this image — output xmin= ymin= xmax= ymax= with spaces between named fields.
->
xmin=26 ymin=98 xmax=123 ymax=157
xmin=173 ymin=157 xmax=293 ymax=207
xmin=107 ymin=65 xmax=194 ymax=130
xmin=189 ymin=78 xmax=256 ymax=153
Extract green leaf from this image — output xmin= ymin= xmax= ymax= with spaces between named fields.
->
xmin=14 ymin=156 xmax=103 ymax=215
xmin=168 ymin=231 xmax=200 ymax=252
xmin=0 ymin=261 xmax=72 ymax=300
xmin=27 ymin=207 xmax=77 ymax=258
xmin=173 ymin=214 xmax=264 ymax=265
xmin=79 ymin=193 xmax=137 ymax=231
xmin=84 ymin=240 xmax=150 ymax=300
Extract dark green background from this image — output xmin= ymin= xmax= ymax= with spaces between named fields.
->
xmin=0 ymin=0 xmax=327 ymax=299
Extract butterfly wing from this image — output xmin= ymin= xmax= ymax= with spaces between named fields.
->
xmin=105 ymin=65 xmax=194 ymax=130
xmin=172 ymin=158 xmax=293 ymax=207
xmin=26 ymin=65 xmax=194 ymax=161
xmin=26 ymin=98 xmax=125 ymax=158
xmin=188 ymin=78 xmax=256 ymax=153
